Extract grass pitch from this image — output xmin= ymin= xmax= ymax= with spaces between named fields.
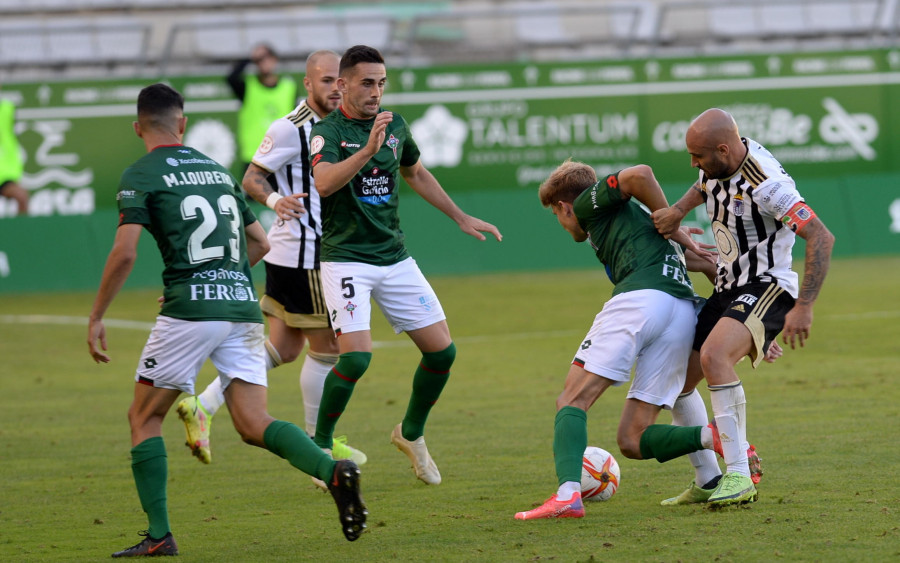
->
xmin=1 ymin=256 xmax=898 ymax=562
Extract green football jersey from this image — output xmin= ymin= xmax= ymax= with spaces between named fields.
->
xmin=309 ymin=108 xmax=421 ymax=265
xmin=116 ymin=145 xmax=263 ymax=323
xmin=574 ymin=173 xmax=696 ymax=300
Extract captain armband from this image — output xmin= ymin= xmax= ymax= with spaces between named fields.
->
xmin=781 ymin=202 xmax=817 ymax=233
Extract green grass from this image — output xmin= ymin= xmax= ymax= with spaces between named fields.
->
xmin=1 ymin=256 xmax=899 ymax=562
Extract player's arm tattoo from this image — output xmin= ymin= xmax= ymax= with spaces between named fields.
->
xmin=797 ymin=217 xmax=834 ymax=306
xmin=242 ymin=166 xmax=274 ymax=205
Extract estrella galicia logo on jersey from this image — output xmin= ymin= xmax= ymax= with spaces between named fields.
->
xmin=733 ymin=194 xmax=744 ymax=216
xmin=166 ymin=157 xmax=179 ymax=167
xmin=386 ymin=134 xmax=399 ymax=159
xmin=143 ymin=358 xmax=157 ymax=369
xmin=354 ymin=166 xmax=395 ymax=205
xmin=340 ymin=140 xmax=361 ymax=148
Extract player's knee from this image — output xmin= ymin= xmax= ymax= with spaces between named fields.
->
xmin=335 ymin=351 xmax=372 ymax=381
xmin=616 ymin=434 xmax=643 ymax=460
xmin=421 ymin=342 xmax=456 ymax=372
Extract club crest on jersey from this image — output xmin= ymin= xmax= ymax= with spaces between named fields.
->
xmin=733 ymin=194 xmax=744 ymax=216
xmin=386 ymin=134 xmax=399 ymax=159
xmin=344 ymin=301 xmax=357 ymax=318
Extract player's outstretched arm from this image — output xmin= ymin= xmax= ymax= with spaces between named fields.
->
xmin=88 ymin=223 xmax=142 ymax=363
xmin=242 ymin=163 xmax=306 ymax=222
xmin=651 ymin=183 xmax=705 ymax=238
xmin=400 ymin=160 xmax=502 ymax=242
xmin=244 ymin=220 xmax=271 ymax=267
xmin=782 ymin=216 xmax=834 ymax=349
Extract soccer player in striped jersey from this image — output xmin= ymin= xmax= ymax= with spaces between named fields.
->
xmin=652 ymin=108 xmax=834 ymax=508
xmin=179 ymin=51 xmax=366 ymax=468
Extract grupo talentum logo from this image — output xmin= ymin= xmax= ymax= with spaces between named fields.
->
xmin=409 ymin=105 xmax=467 ymax=167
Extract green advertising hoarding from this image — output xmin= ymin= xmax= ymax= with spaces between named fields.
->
xmin=1 ymin=48 xmax=898 ymax=293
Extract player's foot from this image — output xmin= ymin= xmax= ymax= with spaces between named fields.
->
xmin=514 ymin=493 xmax=585 ymax=520
xmin=390 ymin=423 xmax=441 ymax=485
xmin=707 ymin=420 xmax=763 ymax=484
xmin=707 ymin=472 xmax=758 ymax=508
xmin=660 ymin=480 xmax=715 ymax=506
xmin=112 ymin=531 xmax=178 ymax=557
xmin=176 ymin=396 xmax=212 ymax=464
xmin=332 ymin=435 xmax=368 ymax=465
xmin=327 ymin=460 xmax=368 ymax=541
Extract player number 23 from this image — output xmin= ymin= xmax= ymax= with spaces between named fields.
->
xmin=181 ymin=194 xmax=241 ymax=264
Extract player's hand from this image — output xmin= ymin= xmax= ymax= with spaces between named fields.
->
xmin=651 ymin=206 xmax=684 ymax=238
xmin=458 ymin=215 xmax=502 ymax=242
xmin=274 ymin=193 xmax=308 ymax=222
xmin=88 ymin=319 xmax=110 ymax=364
xmin=763 ymin=340 xmax=783 ymax=363
xmin=671 ymin=226 xmax=716 ymax=265
xmin=782 ymin=303 xmax=813 ymax=349
xmin=365 ymin=111 xmax=392 ymax=156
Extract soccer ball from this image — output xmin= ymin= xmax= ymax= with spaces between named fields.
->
xmin=581 ymin=446 xmax=620 ymax=501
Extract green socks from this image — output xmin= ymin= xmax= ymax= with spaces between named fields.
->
xmin=401 ymin=343 xmax=455 ymax=441
xmin=314 ymin=351 xmax=371 ymax=449
xmin=264 ymin=420 xmax=335 ymax=483
xmin=553 ymin=406 xmax=588 ymax=485
xmin=638 ymin=424 xmax=704 ymax=463
xmin=130 ymin=437 xmax=170 ymax=539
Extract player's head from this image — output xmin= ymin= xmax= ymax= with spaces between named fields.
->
xmin=539 ymin=159 xmax=595 ymax=242
xmin=685 ymin=108 xmax=744 ymax=179
xmin=135 ymin=83 xmax=185 ymax=139
xmin=304 ymin=50 xmax=341 ymax=116
xmin=337 ymin=45 xmax=386 ymax=119
xmin=252 ymin=43 xmax=279 ymax=75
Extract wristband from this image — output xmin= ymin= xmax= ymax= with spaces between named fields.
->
xmin=265 ymin=192 xmax=283 ymax=210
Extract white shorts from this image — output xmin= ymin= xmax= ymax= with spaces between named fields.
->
xmin=321 ymin=257 xmax=446 ymax=335
xmin=573 ymin=289 xmax=696 ymax=409
xmin=135 ymin=315 xmax=267 ymax=394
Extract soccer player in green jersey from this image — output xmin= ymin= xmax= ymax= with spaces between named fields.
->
xmin=87 ymin=83 xmax=366 ymax=556
xmin=308 ymin=45 xmax=502 ymax=485
xmin=515 ymin=160 xmax=727 ymax=520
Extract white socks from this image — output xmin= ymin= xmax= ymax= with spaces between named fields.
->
xmin=556 ymin=481 xmax=581 ymax=501
xmin=197 ymin=376 xmax=226 ymax=417
xmin=672 ymin=389 xmax=722 ymax=488
xmin=299 ymin=350 xmax=339 ymax=436
xmin=709 ymin=381 xmax=750 ymax=477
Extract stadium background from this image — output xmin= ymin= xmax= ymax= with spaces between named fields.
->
xmin=1 ymin=0 xmax=898 ymax=293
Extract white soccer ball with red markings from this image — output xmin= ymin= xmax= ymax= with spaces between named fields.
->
xmin=581 ymin=446 xmax=620 ymax=501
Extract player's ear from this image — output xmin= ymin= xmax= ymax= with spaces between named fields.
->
xmin=132 ymin=120 xmax=142 ymax=138
xmin=177 ymin=116 xmax=187 ymax=135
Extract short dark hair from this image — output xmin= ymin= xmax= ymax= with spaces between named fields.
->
xmin=137 ymin=83 xmax=184 ymax=119
xmin=339 ymin=45 xmax=384 ymax=75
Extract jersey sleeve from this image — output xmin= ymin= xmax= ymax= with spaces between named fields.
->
xmin=116 ymin=168 xmax=150 ymax=226
xmin=752 ymin=178 xmax=803 ymax=220
xmin=309 ymin=120 xmax=339 ymax=167
xmin=573 ymin=173 xmax=625 ymax=221
xmin=252 ymin=118 xmax=301 ymax=174
xmin=397 ymin=115 xmax=421 ymax=167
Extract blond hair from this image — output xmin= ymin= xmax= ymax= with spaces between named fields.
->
xmin=538 ymin=159 xmax=597 ymax=208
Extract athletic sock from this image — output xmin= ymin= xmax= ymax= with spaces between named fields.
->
xmin=553 ymin=406 xmax=588 ymax=485
xmin=709 ymin=381 xmax=750 ymax=477
xmin=130 ymin=437 xmax=170 ymax=539
xmin=671 ymin=389 xmax=721 ymax=486
xmin=197 ymin=377 xmax=226 ymax=417
xmin=401 ymin=343 xmax=455 ymax=441
xmin=264 ymin=420 xmax=335 ymax=483
xmin=638 ymin=424 xmax=704 ymax=462
xmin=313 ymin=351 xmax=371 ymax=449
xmin=300 ymin=351 xmax=338 ymax=436
xmin=264 ymin=339 xmax=284 ymax=371
xmin=556 ymin=481 xmax=581 ymax=501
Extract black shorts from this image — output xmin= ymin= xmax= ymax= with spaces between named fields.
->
xmin=693 ymin=282 xmax=795 ymax=367
xmin=260 ymin=262 xmax=330 ymax=329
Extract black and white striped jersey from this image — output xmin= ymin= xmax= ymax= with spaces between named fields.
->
xmin=699 ymin=138 xmax=803 ymax=298
xmin=251 ymin=101 xmax=321 ymax=270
